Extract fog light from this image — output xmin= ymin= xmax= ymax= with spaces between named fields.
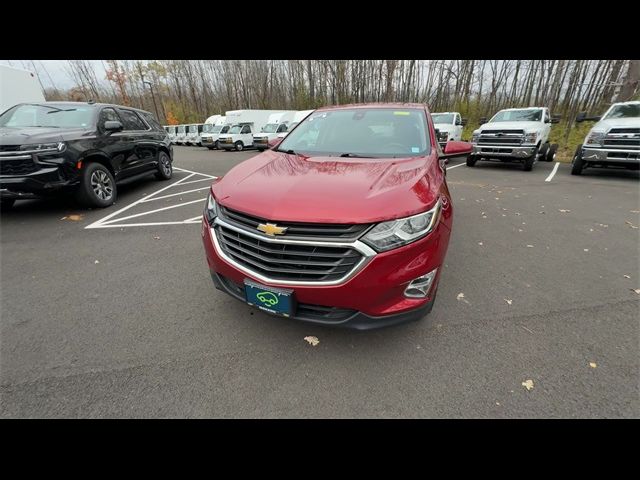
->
xmin=404 ymin=269 xmax=437 ymax=298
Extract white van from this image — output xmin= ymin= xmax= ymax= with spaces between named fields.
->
xmin=201 ymin=116 xmax=231 ymax=150
xmin=276 ymin=110 xmax=315 ymax=140
xmin=0 ymin=64 xmax=46 ymax=114
xmin=175 ymin=125 xmax=187 ymax=144
xmin=252 ymin=111 xmax=297 ymax=151
xmin=187 ymin=123 xmax=205 ymax=145
xmin=218 ymin=110 xmax=288 ymax=151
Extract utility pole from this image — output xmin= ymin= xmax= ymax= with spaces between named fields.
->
xmin=140 ymin=71 xmax=161 ymax=122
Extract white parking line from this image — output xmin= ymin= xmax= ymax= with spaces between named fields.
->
xmin=140 ymin=186 xmax=210 ymax=203
xmin=545 ymin=162 xmax=560 ymax=182
xmin=447 ymin=163 xmax=466 ymax=170
xmin=85 ymin=167 xmax=217 ymax=229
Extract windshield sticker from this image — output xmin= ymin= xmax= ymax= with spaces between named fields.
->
xmin=394 ymin=111 xmax=410 ymax=116
xmin=411 ymin=147 xmax=419 ymax=153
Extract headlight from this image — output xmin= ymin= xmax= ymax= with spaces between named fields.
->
xmin=20 ymin=142 xmax=66 ymax=152
xmin=205 ymin=191 xmax=218 ymax=225
xmin=472 ymin=132 xmax=480 ymax=143
xmin=362 ymin=199 xmax=442 ymax=252
xmin=524 ymin=132 xmax=538 ymax=144
xmin=585 ymin=131 xmax=605 ymax=146
xmin=438 ymin=131 xmax=449 ymax=142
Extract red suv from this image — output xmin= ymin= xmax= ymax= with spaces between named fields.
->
xmin=201 ymin=103 xmax=471 ymax=329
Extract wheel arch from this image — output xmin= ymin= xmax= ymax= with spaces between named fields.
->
xmin=80 ymin=152 xmax=116 ymax=176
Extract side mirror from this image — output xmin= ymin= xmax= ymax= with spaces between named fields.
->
xmin=551 ymin=118 xmax=560 ymax=124
xmin=104 ymin=120 xmax=123 ymax=133
xmin=479 ymin=117 xmax=487 ymax=124
xmin=575 ymin=112 xmax=587 ymax=123
xmin=442 ymin=140 xmax=473 ymax=159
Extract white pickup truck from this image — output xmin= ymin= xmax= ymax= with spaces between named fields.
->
xmin=469 ymin=107 xmax=559 ymax=171
xmin=432 ymin=112 xmax=465 ymax=147
xmin=572 ymin=101 xmax=640 ymax=175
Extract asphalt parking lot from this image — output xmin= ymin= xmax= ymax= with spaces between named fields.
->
xmin=1 ymin=146 xmax=638 ymax=418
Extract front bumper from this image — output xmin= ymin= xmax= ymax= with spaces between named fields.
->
xmin=201 ymin=212 xmax=451 ymax=329
xmin=0 ymin=165 xmax=77 ymax=197
xmin=218 ymin=139 xmax=236 ymax=149
xmin=581 ymin=147 xmax=640 ymax=164
xmin=472 ymin=144 xmax=536 ymax=159
xmin=253 ymin=138 xmax=269 ymax=150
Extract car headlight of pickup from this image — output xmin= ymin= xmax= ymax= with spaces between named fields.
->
xmin=362 ymin=199 xmax=442 ymax=252
xmin=471 ymin=132 xmax=480 ymax=143
xmin=20 ymin=142 xmax=66 ymax=153
xmin=524 ymin=132 xmax=538 ymax=144
xmin=585 ymin=131 xmax=605 ymax=146
xmin=438 ymin=131 xmax=449 ymax=142
xmin=205 ymin=191 xmax=218 ymax=225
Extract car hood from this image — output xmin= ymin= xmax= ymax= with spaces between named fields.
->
xmin=212 ymin=150 xmax=441 ymax=224
xmin=433 ymin=123 xmax=455 ymax=133
xmin=479 ymin=121 xmax=542 ymax=132
xmin=0 ymin=126 xmax=89 ymax=145
xmin=591 ymin=117 xmax=640 ymax=132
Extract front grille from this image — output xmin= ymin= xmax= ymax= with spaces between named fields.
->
xmin=219 ymin=206 xmax=370 ymax=240
xmin=217 ymin=273 xmax=356 ymax=322
xmin=478 ymin=129 xmax=524 ymax=146
xmin=0 ymin=158 xmax=40 ymax=175
xmin=215 ymin=225 xmax=363 ymax=282
xmin=609 ymin=128 xmax=640 ymax=134
xmin=0 ymin=145 xmax=21 ymax=152
xmin=608 ymin=151 xmax=639 ymax=160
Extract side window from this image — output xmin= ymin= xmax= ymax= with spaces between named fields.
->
xmin=277 ymin=124 xmax=287 ymax=133
xmin=99 ymin=108 xmax=121 ymax=129
xmin=119 ymin=109 xmax=149 ymax=131
xmin=198 ymin=125 xmax=203 ymax=133
xmin=456 ymin=114 xmax=462 ymax=125
xmin=141 ymin=111 xmax=162 ymax=130
xmin=241 ymin=125 xmax=251 ymax=134
xmin=544 ymin=110 xmax=550 ymax=123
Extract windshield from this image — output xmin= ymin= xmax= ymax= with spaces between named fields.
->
xmin=431 ymin=114 xmax=454 ymax=124
xmin=490 ymin=109 xmax=542 ymax=122
xmin=261 ymin=123 xmax=279 ymax=133
xmin=229 ymin=125 xmax=244 ymax=134
xmin=203 ymin=124 xmax=215 ymax=133
xmin=604 ymin=104 xmax=640 ymax=119
xmin=277 ymin=108 xmax=430 ymax=158
xmin=0 ymin=103 xmax=95 ymax=128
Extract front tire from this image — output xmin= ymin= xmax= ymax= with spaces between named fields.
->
xmin=207 ymin=146 xmax=214 ymax=150
xmin=75 ymin=162 xmax=117 ymax=208
xmin=546 ymin=144 xmax=558 ymax=162
xmin=155 ymin=151 xmax=173 ymax=180
xmin=234 ymin=141 xmax=244 ymax=151
xmin=523 ymin=147 xmax=538 ymax=171
xmin=571 ymin=145 xmax=585 ymax=175
xmin=214 ymin=140 xmax=220 ymax=150
xmin=466 ymin=155 xmax=478 ymax=167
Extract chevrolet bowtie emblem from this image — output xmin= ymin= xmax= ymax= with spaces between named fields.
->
xmin=257 ymin=223 xmax=288 ymax=236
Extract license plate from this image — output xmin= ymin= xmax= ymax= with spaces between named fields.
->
xmin=244 ymin=280 xmax=294 ymax=317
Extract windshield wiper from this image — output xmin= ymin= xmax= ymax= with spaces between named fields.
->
xmin=339 ymin=153 xmax=372 ymax=158
xmin=47 ymin=108 xmax=77 ymax=114
xmin=279 ymin=149 xmax=297 ymax=155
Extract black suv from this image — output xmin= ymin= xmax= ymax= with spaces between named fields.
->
xmin=0 ymin=101 xmax=173 ymax=209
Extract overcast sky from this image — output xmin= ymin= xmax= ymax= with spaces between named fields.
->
xmin=0 ymin=60 xmax=106 ymax=90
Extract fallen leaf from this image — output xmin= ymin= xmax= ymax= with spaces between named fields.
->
xmin=496 ymin=402 xmax=501 ymax=406
xmin=539 ymin=211 xmax=546 ymax=214
xmin=478 ymin=242 xmax=483 ymax=246
xmin=518 ymin=229 xmax=523 ymax=232
xmin=559 ymin=209 xmax=571 ymax=213
xmin=515 ymin=213 xmax=521 ymax=216
xmin=589 ymin=362 xmax=597 ymax=369
xmin=632 ymin=289 xmax=640 ymax=295
xmin=625 ymin=221 xmax=638 ymax=229
xmin=153 ymin=236 xmax=160 ymax=240
xmin=504 ymin=298 xmax=513 ymax=305
xmin=61 ymin=214 xmax=83 ymax=221
xmin=584 ymin=249 xmax=589 ymax=252
xmin=456 ymin=292 xmax=470 ymax=304
xmin=623 ymin=275 xmax=630 ymax=279
xmin=495 ymin=197 xmax=500 ymax=200
xmin=589 ymin=229 xmax=594 ymax=232
xmin=94 ymin=260 xmax=100 ymax=264
xmin=522 ymin=379 xmax=534 ymax=391
xmin=526 ymin=245 xmax=534 ymax=248
xmin=304 ymin=336 xmax=319 ymax=346
xmin=630 ymin=210 xmax=640 ymax=214
xmin=598 ymin=224 xmax=608 ymax=228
